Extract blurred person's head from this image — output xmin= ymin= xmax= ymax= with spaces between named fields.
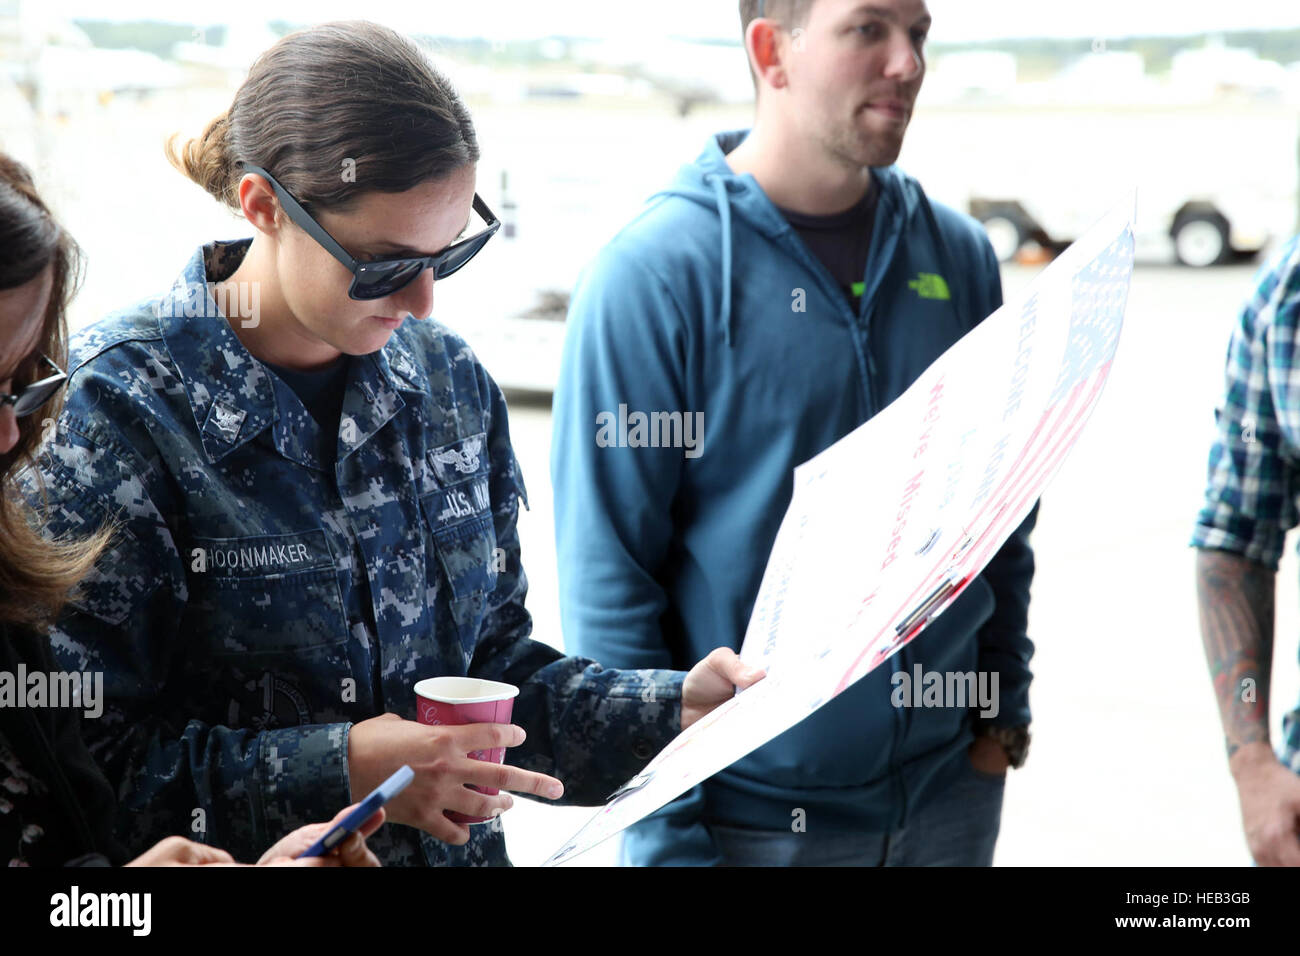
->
xmin=738 ymin=0 xmax=930 ymax=169
xmin=0 ymin=153 xmax=109 ymax=628
xmin=167 ymin=20 xmax=481 ymax=365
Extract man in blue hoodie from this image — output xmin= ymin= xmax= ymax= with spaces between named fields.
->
xmin=551 ymin=0 xmax=1037 ymax=865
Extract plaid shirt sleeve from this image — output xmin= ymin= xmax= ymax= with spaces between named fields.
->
xmin=1192 ymin=237 xmax=1300 ymax=569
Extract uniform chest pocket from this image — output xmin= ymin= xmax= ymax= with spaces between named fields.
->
xmin=422 ymin=505 xmax=499 ymax=602
xmin=421 ymin=432 xmax=499 ymax=602
xmin=421 ymin=433 xmax=500 ymax=655
xmin=185 ymin=529 xmax=348 ymax=656
xmin=420 ymin=493 xmax=499 ymax=664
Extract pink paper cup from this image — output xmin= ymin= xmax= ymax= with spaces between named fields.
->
xmin=414 ymin=676 xmax=521 ymax=825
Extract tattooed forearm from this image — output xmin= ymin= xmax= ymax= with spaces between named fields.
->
xmin=1195 ymin=548 xmax=1274 ymax=760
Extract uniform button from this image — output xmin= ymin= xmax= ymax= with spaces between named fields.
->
xmin=632 ymin=739 xmax=653 ymax=761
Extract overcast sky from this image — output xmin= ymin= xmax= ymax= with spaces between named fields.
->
xmin=33 ymin=0 xmax=1300 ymax=43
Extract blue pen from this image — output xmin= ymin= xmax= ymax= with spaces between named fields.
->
xmin=297 ymin=765 xmax=413 ymax=858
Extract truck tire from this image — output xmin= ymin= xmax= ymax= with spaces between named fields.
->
xmin=1173 ymin=212 xmax=1230 ymax=267
xmin=977 ymin=212 xmax=1025 ymax=263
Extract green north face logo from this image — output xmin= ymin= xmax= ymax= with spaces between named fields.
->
xmin=908 ymin=273 xmax=951 ymax=300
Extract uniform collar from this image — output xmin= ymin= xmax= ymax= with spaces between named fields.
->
xmin=156 ymin=240 xmax=277 ymax=463
xmin=159 ymin=239 xmax=428 ymax=465
xmin=373 ymin=328 xmax=427 ymax=395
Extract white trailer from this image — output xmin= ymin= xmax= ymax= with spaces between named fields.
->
xmin=900 ymin=101 xmax=1300 ymax=267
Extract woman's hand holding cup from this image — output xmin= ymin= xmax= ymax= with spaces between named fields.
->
xmin=347 ymin=707 xmax=564 ymax=846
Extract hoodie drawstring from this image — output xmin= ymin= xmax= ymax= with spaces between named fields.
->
xmin=707 ymin=173 xmax=736 ymax=346
xmin=916 ymin=188 xmax=964 ymax=326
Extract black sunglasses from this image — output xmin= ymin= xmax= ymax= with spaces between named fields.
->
xmin=240 ymin=163 xmax=500 ymax=301
xmin=0 ymin=353 xmax=67 ymax=417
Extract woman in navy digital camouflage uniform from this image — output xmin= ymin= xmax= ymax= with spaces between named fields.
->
xmin=1 ymin=150 xmax=386 ymax=868
xmin=31 ymin=21 xmax=760 ymax=866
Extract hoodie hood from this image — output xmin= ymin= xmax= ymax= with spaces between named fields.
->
xmin=647 ymin=129 xmax=964 ymax=345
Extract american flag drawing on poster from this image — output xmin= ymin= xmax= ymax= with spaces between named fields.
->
xmin=544 ymin=197 xmax=1136 ymax=867
xmin=834 ymin=222 xmax=1136 ymax=695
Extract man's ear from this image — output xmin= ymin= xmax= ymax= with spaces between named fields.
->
xmin=236 ymin=174 xmax=283 ymax=236
xmin=746 ymin=18 xmax=789 ymax=92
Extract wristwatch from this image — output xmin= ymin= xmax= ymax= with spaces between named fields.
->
xmin=976 ymin=724 xmax=1031 ymax=769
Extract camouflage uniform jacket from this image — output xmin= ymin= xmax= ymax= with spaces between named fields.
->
xmin=28 ymin=239 xmax=684 ymax=866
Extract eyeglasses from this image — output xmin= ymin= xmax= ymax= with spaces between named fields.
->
xmin=0 ymin=353 xmax=67 ymax=417
xmin=239 ymin=163 xmax=500 ymax=301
